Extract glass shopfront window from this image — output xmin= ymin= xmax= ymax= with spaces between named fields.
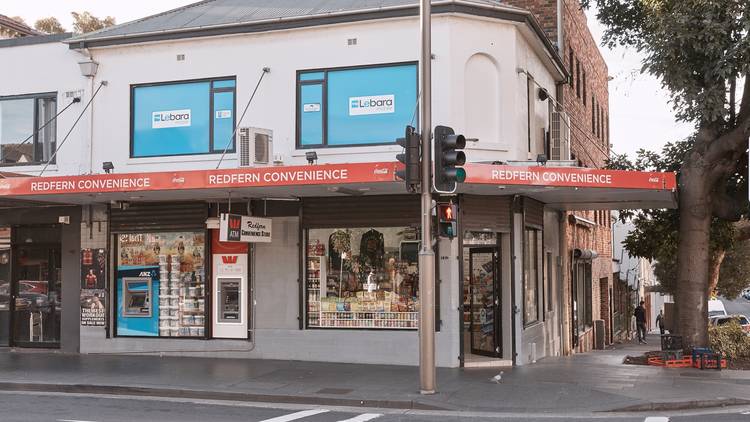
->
xmin=305 ymin=227 xmax=420 ymax=329
xmin=116 ymin=231 xmax=206 ymax=337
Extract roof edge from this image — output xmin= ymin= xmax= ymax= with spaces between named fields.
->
xmin=62 ymin=2 xmax=566 ymax=77
xmin=0 ymin=32 xmax=73 ymax=49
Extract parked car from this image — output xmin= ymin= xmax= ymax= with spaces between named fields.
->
xmin=708 ymin=299 xmax=728 ymax=317
xmin=709 ymin=314 xmax=750 ymax=335
xmin=742 ymin=288 xmax=750 ymax=300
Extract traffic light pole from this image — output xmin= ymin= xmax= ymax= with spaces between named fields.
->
xmin=418 ymin=0 xmax=436 ymax=395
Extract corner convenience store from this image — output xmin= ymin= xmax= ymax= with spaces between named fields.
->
xmin=0 ymin=162 xmax=676 ymax=366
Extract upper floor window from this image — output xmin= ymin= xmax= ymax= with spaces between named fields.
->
xmin=297 ymin=62 xmax=418 ymax=148
xmin=0 ymin=92 xmax=57 ymax=165
xmin=131 ymin=77 xmax=235 ymax=158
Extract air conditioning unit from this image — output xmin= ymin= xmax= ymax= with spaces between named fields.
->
xmin=237 ymin=127 xmax=273 ymax=167
xmin=550 ymin=111 xmax=571 ymax=161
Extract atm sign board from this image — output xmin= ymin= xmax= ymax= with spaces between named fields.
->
xmin=219 ymin=214 xmax=272 ymax=243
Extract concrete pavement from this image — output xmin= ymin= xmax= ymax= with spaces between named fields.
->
xmin=0 ymin=334 xmax=749 ymax=416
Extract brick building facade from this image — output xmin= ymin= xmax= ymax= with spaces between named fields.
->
xmin=505 ymin=0 xmax=615 ymax=353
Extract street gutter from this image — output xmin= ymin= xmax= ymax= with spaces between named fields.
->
xmin=0 ymin=382 xmax=446 ymax=411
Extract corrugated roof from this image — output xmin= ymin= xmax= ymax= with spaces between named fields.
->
xmin=67 ymin=0 xmax=519 ymax=43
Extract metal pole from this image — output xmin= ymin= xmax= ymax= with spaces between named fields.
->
xmin=418 ymin=0 xmax=436 ymax=395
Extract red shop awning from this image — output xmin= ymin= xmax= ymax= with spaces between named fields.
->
xmin=0 ymin=162 xmax=677 ymax=210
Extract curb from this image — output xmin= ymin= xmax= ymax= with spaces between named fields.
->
xmin=0 ymin=382 xmax=446 ymax=411
xmin=605 ymin=398 xmax=750 ymax=412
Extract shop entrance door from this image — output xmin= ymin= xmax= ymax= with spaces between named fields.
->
xmin=11 ymin=244 xmax=61 ymax=348
xmin=468 ymin=247 xmax=501 ymax=357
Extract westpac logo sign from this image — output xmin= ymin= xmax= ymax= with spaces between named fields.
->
xmin=349 ymin=94 xmax=395 ymax=116
xmin=221 ymin=255 xmax=238 ymax=264
xmin=152 ymin=109 xmax=191 ymax=129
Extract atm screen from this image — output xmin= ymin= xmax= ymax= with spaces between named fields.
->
xmin=123 ymin=277 xmax=152 ymax=317
xmin=219 ymin=277 xmax=241 ymax=323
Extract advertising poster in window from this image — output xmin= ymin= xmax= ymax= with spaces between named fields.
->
xmin=132 ymin=79 xmax=235 ymax=157
xmin=80 ymin=289 xmax=106 ymax=326
xmin=116 ymin=232 xmax=205 ymax=337
xmin=298 ymin=63 xmax=417 ymax=147
xmin=81 ymin=248 xmax=106 ymax=289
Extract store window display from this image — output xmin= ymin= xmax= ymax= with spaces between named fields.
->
xmin=116 ymin=231 xmax=206 ymax=337
xmin=306 ymin=227 xmax=419 ymax=329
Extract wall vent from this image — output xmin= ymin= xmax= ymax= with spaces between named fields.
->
xmin=550 ymin=111 xmax=571 ymax=161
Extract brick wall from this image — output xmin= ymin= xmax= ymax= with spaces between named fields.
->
xmin=505 ymin=0 xmax=613 ymax=354
xmin=504 ymin=0 xmax=560 ymax=45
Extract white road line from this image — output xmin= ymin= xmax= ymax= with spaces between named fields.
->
xmin=644 ymin=417 xmax=669 ymax=422
xmin=57 ymin=420 xmax=100 ymax=422
xmin=258 ymin=409 xmax=330 ymax=422
xmin=337 ymin=414 xmax=383 ymax=422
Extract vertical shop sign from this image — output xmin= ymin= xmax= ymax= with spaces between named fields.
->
xmin=81 ymin=248 xmax=106 ymax=289
xmin=80 ymin=289 xmax=106 ymax=326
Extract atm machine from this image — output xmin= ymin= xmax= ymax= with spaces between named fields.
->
xmin=211 ymin=232 xmax=248 ymax=339
xmin=116 ymin=266 xmax=159 ymax=336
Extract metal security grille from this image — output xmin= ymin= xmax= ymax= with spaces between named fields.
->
xmin=110 ymin=202 xmax=208 ymax=233
xmin=301 ymin=196 xmax=419 ymax=229
xmin=524 ymin=198 xmax=544 ymax=228
xmin=460 ymin=195 xmax=512 ymax=233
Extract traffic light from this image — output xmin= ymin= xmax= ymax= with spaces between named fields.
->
xmin=396 ymin=125 xmax=421 ymax=192
xmin=433 ymin=125 xmax=466 ymax=192
xmin=437 ymin=202 xmax=457 ymax=239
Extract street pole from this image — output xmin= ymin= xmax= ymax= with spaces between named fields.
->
xmin=418 ymin=0 xmax=436 ymax=395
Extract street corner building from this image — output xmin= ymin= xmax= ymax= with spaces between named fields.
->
xmin=0 ymin=0 xmax=675 ymax=367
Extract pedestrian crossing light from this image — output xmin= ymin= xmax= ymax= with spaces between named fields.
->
xmin=434 ymin=125 xmax=466 ymax=192
xmin=437 ymin=203 xmax=457 ymax=239
xmin=395 ymin=125 xmax=421 ymax=193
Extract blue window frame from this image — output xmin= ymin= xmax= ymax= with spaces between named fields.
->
xmin=131 ymin=77 xmax=236 ymax=158
xmin=296 ymin=62 xmax=418 ymax=148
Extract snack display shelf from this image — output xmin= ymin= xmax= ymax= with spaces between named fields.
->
xmin=317 ymin=311 xmax=418 ymax=329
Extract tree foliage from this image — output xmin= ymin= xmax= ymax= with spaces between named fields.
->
xmin=34 ymin=17 xmax=65 ymax=34
xmin=608 ymin=142 xmax=744 ymax=296
xmin=71 ymin=12 xmax=115 ymax=34
xmin=589 ymin=0 xmax=750 ymax=346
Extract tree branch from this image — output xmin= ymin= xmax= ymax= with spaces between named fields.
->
xmin=735 ymin=222 xmax=750 ymax=242
xmin=706 ymin=77 xmax=750 ymax=164
xmin=712 ymin=189 xmax=745 ymax=221
xmin=736 ymin=74 xmax=750 ymax=125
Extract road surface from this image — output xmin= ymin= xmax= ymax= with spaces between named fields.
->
xmin=721 ymin=296 xmax=750 ymax=317
xmin=1 ymin=391 xmax=750 ymax=422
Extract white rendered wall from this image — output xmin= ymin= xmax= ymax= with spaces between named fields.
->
xmin=0 ymin=40 xmax=89 ymax=175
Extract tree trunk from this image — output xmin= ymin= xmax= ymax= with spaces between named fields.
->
xmin=675 ymin=159 xmax=711 ymax=348
xmin=708 ymin=250 xmax=726 ymax=296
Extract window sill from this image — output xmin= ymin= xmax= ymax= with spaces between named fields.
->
xmin=127 ymin=154 xmax=236 ymax=165
xmin=0 ymin=164 xmax=57 ymax=174
xmin=292 ymin=145 xmax=401 ymax=157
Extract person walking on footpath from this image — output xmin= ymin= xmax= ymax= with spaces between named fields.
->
xmin=634 ymin=301 xmax=647 ymax=344
xmin=655 ymin=309 xmax=666 ymax=335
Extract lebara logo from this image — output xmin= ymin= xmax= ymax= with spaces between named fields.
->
xmin=348 ymin=94 xmax=395 ymax=116
xmin=152 ymin=109 xmax=191 ymax=129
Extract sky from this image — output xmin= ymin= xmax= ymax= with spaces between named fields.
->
xmin=3 ymin=1 xmax=694 ymax=159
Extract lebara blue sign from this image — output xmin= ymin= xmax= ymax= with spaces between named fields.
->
xmin=132 ymin=78 xmax=236 ymax=157
xmin=298 ymin=63 xmax=417 ymax=147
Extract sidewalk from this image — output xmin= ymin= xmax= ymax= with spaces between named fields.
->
xmin=1 ymin=334 xmax=748 ymax=415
